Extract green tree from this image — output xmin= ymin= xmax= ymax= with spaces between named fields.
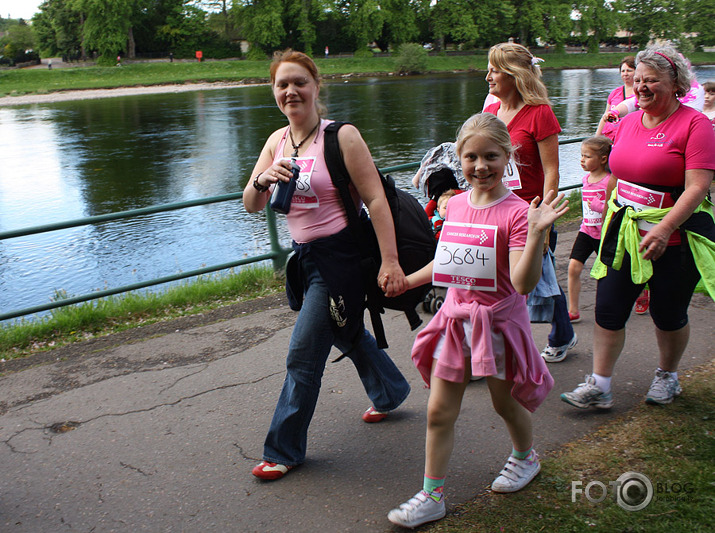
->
xmin=283 ymin=0 xmax=325 ymax=56
xmin=431 ymin=0 xmax=479 ymax=49
xmin=235 ymin=0 xmax=285 ymax=56
xmin=196 ymin=0 xmax=235 ymax=35
xmin=0 ymin=20 xmax=38 ymax=63
xmin=682 ymin=0 xmax=715 ymax=50
xmin=33 ymin=0 xmax=84 ymax=59
xmin=510 ymin=0 xmax=547 ymax=45
xmin=377 ymin=0 xmax=419 ymax=52
xmin=69 ymin=0 xmax=139 ymax=62
xmin=5 ymin=21 xmax=37 ymax=51
xmin=620 ymin=0 xmax=684 ymax=48
xmin=156 ymin=1 xmax=212 ymax=53
xmin=430 ymin=0 xmax=513 ymax=50
xmin=575 ymin=0 xmax=618 ymax=52
xmin=544 ymin=2 xmax=572 ymax=52
xmin=343 ymin=0 xmax=385 ymax=52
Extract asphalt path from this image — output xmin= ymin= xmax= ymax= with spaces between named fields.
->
xmin=1 ymin=227 xmax=713 ymax=532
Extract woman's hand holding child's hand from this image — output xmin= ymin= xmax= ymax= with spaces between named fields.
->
xmin=528 ymin=190 xmax=569 ymax=233
xmin=378 ymin=260 xmax=408 ymax=297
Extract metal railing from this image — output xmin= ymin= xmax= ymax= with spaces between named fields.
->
xmin=0 ymin=137 xmax=586 ymax=322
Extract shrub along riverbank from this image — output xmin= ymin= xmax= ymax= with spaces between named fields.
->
xmin=2 ymin=51 xmax=715 ymax=98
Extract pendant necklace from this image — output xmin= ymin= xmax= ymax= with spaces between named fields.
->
xmin=289 ymin=120 xmax=320 ymax=157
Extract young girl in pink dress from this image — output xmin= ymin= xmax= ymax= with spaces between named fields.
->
xmin=567 ymin=136 xmax=613 ymax=322
xmin=385 ymin=113 xmax=569 ymax=529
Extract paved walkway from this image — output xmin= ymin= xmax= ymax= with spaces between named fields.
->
xmin=0 ymin=227 xmax=713 ymax=532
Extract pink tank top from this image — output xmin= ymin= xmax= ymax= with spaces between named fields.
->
xmin=272 ymin=119 xmax=361 ymax=243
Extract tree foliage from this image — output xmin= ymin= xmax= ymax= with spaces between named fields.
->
xmin=576 ymin=0 xmax=618 ymax=52
xmin=683 ymin=0 xmax=715 ymax=49
xmin=33 ymin=0 xmax=84 ymax=58
xmin=620 ymin=0 xmax=685 ymax=48
xmin=69 ymin=0 xmax=138 ymax=63
xmin=17 ymin=0 xmax=715 ymax=64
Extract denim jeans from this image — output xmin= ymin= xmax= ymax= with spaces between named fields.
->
xmin=547 ymin=225 xmax=575 ymax=347
xmin=262 ymin=255 xmax=411 ymax=466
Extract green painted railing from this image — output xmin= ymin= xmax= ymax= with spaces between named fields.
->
xmin=0 ymin=136 xmax=587 ymax=322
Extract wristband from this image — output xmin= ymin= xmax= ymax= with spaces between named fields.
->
xmin=252 ymin=172 xmax=269 ymax=193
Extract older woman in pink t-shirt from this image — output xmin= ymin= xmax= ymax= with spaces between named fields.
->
xmin=561 ymin=45 xmax=715 ymax=410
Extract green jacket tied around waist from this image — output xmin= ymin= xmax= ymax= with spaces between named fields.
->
xmin=591 ymin=190 xmax=715 ymax=300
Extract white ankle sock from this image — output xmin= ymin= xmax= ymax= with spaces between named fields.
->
xmin=659 ymin=368 xmax=678 ymax=380
xmin=592 ymin=374 xmax=611 ymax=392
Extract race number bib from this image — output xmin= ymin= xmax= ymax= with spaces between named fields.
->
xmin=616 ymin=180 xmax=666 ymax=233
xmin=502 ymin=164 xmax=521 ymax=191
xmin=291 ymin=157 xmax=319 ymax=208
xmin=432 ymin=221 xmax=498 ymax=291
xmin=582 ymin=189 xmax=605 ymax=227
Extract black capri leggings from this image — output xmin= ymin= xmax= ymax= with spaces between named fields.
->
xmin=595 ymin=244 xmax=701 ymax=331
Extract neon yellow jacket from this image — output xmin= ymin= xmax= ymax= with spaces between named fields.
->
xmin=591 ymin=192 xmax=715 ymax=300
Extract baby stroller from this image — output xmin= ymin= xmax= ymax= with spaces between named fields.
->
xmin=413 ymin=143 xmax=465 ymax=314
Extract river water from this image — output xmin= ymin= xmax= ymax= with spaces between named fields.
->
xmin=2 ymin=66 xmax=714 ymax=319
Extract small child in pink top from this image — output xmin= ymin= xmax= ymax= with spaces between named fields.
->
xmin=385 ymin=113 xmax=569 ymax=529
xmin=566 ymin=136 xmax=612 ymax=323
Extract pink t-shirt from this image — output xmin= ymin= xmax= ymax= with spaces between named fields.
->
xmin=610 ymin=105 xmax=715 ymax=244
xmin=272 ymin=119 xmax=361 ymax=243
xmin=441 ymin=190 xmax=528 ymax=307
xmin=579 ymin=172 xmax=610 ymax=239
xmin=484 ymin=103 xmax=561 ymax=203
xmin=611 ymin=105 xmax=715 ymax=190
xmin=601 ymin=85 xmax=636 ymax=141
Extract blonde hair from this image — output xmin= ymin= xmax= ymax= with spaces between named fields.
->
xmin=581 ymin=135 xmax=613 ymax=172
xmin=488 ymin=43 xmax=550 ymax=106
xmin=437 ymin=189 xmax=458 ymax=208
xmin=456 ymin=113 xmax=514 ymax=159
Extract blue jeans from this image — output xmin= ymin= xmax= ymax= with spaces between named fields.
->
xmin=547 ymin=225 xmax=575 ymax=347
xmin=262 ymin=255 xmax=411 ymax=466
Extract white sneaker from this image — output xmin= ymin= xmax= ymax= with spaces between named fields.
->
xmin=541 ymin=333 xmax=578 ymax=363
xmin=560 ymin=374 xmax=614 ymax=409
xmin=646 ymin=369 xmax=682 ymax=405
xmin=491 ymin=451 xmax=541 ymax=493
xmin=387 ymin=490 xmax=446 ymax=528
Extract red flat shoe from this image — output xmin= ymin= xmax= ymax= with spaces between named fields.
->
xmin=568 ymin=312 xmax=581 ymax=323
xmin=362 ymin=406 xmax=388 ymax=423
xmin=252 ymin=461 xmax=293 ymax=480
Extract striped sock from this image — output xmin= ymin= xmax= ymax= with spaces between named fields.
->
xmin=423 ymin=474 xmax=445 ymax=502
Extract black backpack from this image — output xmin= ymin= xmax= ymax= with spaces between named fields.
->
xmin=323 ymin=121 xmax=436 ymax=348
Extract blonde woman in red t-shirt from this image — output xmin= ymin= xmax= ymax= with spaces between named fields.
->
xmin=484 ymin=42 xmax=577 ymax=364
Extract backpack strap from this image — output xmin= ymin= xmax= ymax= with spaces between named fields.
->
xmin=323 ymin=122 xmax=373 ymax=257
xmin=324 ymin=121 xmax=389 ymax=349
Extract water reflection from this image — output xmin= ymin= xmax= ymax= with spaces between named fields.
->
xmin=2 ymin=66 xmax=714 ymax=318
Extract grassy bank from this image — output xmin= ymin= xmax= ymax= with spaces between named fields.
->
xmin=2 ymin=51 xmax=715 ymax=97
xmin=427 ymin=359 xmax=715 ymax=533
xmin=0 ymin=266 xmax=283 ymax=360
